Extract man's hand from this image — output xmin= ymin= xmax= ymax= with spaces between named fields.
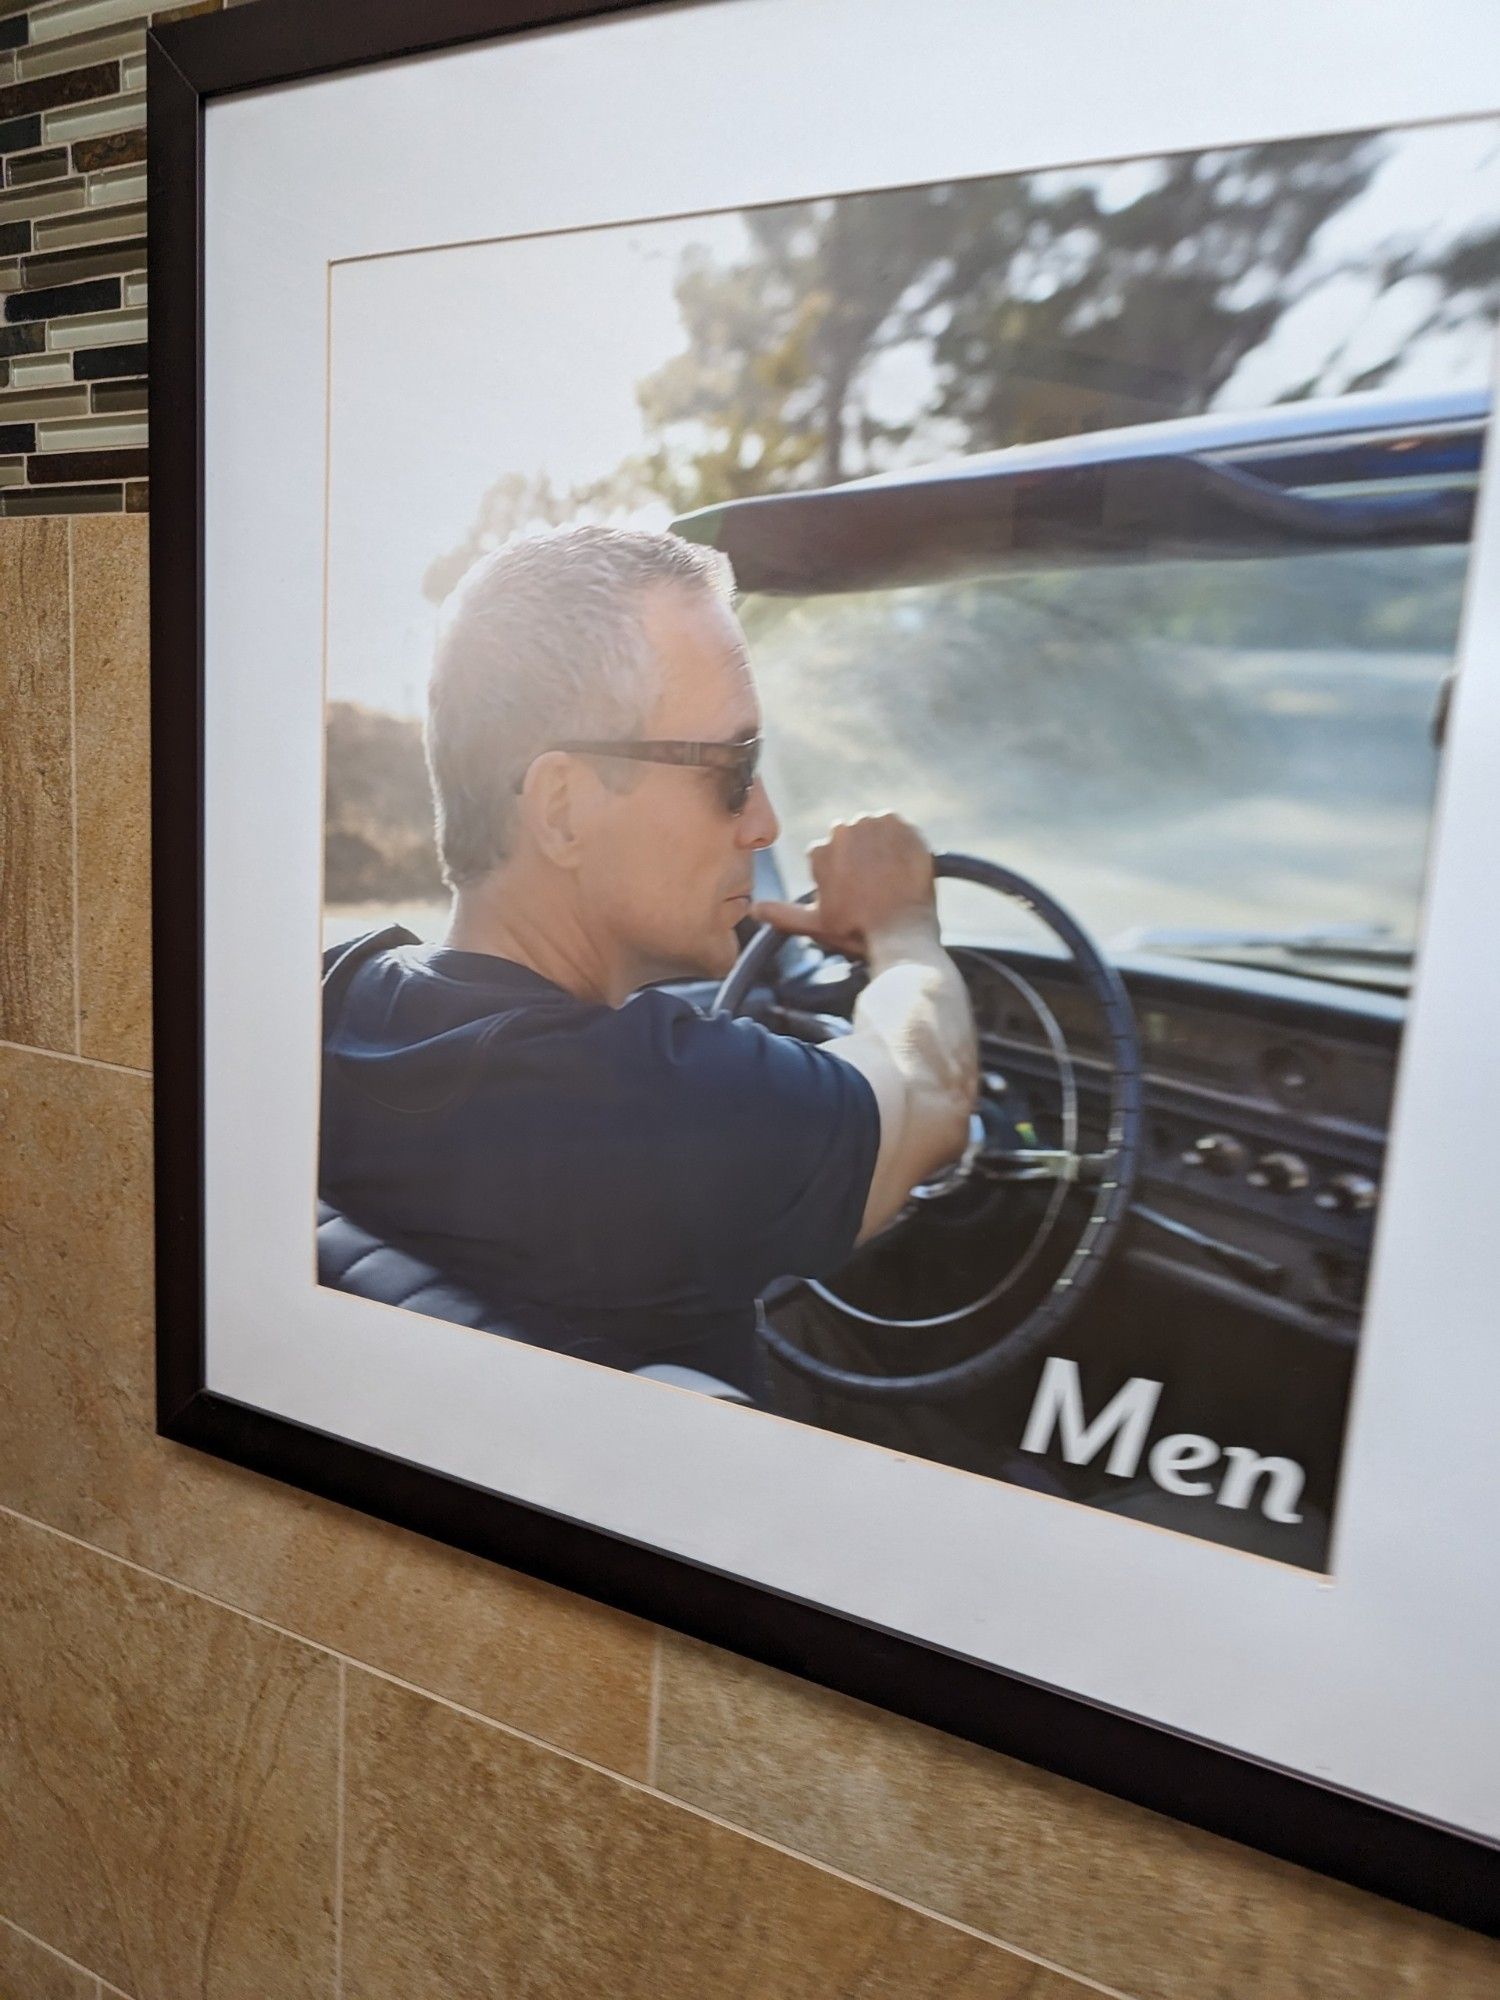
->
xmin=750 ymin=812 xmax=940 ymax=962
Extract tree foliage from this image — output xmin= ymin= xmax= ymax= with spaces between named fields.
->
xmin=632 ymin=136 xmax=1393 ymax=510
xmin=635 ymin=189 xmax=963 ymax=504
xmin=425 ymin=128 xmax=1495 ymax=593
xmin=325 ymin=701 xmax=443 ymax=904
xmin=927 ymin=140 xmax=1383 ymax=444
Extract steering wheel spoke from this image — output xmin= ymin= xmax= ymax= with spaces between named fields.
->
xmin=975 ymin=1146 xmax=1113 ymax=1186
xmin=975 ymin=1146 xmax=1080 ymax=1184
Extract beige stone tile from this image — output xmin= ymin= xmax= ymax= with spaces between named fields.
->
xmin=343 ymin=1667 xmax=1090 ymax=2000
xmin=656 ymin=1635 xmax=1500 ymax=2000
xmin=0 ymin=1041 xmax=654 ymax=1776
xmin=72 ymin=516 xmax=151 ymax=1071
xmin=0 ymin=1919 xmax=99 ymax=2000
xmin=0 ymin=518 xmax=73 ymax=1054
xmin=0 ymin=1509 xmax=338 ymax=2000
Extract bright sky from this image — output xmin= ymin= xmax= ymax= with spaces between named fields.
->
xmin=327 ymin=214 xmax=747 ymax=716
xmin=326 ymin=117 xmax=1499 ymax=720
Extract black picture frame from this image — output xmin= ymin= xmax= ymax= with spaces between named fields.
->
xmin=146 ymin=0 xmax=1500 ymax=1935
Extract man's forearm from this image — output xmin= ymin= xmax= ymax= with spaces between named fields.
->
xmin=757 ymin=813 xmax=981 ymax=1238
xmin=855 ymin=919 xmax=979 ymax=1176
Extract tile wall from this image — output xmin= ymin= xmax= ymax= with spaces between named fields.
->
xmin=2 ymin=4 xmax=1499 ymax=1996
xmin=0 ymin=0 xmax=217 ymax=517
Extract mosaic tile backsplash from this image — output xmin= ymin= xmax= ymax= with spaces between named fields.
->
xmin=0 ymin=0 xmax=218 ymax=515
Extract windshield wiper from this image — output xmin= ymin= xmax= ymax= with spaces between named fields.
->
xmin=1112 ymin=921 xmax=1413 ymax=967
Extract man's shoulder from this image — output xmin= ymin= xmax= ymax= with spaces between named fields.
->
xmin=321 ymin=923 xmax=421 ymax=984
xmin=322 ymin=924 xmax=423 ymax=1031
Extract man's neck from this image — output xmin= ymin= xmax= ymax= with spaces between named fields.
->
xmin=445 ymin=868 xmax=623 ymax=1006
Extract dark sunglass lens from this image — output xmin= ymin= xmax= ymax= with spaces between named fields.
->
xmin=723 ymin=756 xmax=758 ymax=814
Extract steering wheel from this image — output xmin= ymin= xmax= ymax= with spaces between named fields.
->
xmin=713 ymin=854 xmax=1144 ymax=1403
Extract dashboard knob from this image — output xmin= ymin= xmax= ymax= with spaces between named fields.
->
xmin=1181 ymin=1133 xmax=1250 ymax=1176
xmin=1314 ymin=1172 xmax=1379 ymax=1215
xmin=1248 ymin=1151 xmax=1311 ymax=1194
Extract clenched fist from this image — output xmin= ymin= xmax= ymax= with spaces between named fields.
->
xmin=750 ymin=812 xmax=939 ymax=960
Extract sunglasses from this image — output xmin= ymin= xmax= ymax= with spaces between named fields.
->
xmin=517 ymin=735 xmax=764 ymax=816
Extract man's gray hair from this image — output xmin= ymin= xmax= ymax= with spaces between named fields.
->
xmin=425 ymin=523 xmax=737 ymax=886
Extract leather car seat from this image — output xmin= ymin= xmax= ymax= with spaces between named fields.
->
xmin=316 ymin=1202 xmax=752 ymax=1405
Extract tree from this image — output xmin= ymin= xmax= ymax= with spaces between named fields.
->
xmin=924 ymin=138 xmax=1383 ymax=445
xmin=1308 ymin=218 xmax=1500 ymax=396
xmin=633 ymin=135 xmax=1388 ymax=507
xmin=635 ymin=188 xmax=974 ymax=509
xmin=324 ymin=702 xmax=443 ymax=904
xmin=425 ymin=129 xmax=1494 ymax=594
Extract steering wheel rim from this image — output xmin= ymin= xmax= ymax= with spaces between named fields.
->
xmin=713 ymin=853 xmax=1144 ymax=1403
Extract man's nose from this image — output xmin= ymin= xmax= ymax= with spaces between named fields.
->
xmin=738 ymin=775 xmax=780 ymax=850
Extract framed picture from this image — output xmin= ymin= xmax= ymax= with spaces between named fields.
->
xmin=150 ymin=0 xmax=1500 ymax=1928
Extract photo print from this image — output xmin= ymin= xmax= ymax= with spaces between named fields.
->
xmin=318 ymin=117 xmax=1500 ymax=1573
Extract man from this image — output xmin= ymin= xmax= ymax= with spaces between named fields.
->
xmin=320 ymin=525 xmax=977 ymax=1395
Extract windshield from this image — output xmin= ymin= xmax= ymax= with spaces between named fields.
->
xmin=746 ymin=542 xmax=1468 ymax=991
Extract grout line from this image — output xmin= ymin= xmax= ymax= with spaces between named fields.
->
xmin=0 ymin=1508 xmax=653 ymax=1794
xmin=0 ymin=1035 xmax=150 ymax=1078
xmin=334 ymin=1658 xmax=347 ymax=2000
xmin=0 ymin=1502 xmax=352 ymax=1661
xmin=67 ymin=517 xmax=81 ymax=1057
xmin=350 ymin=1656 xmax=696 ymax=1795
xmin=0 ymin=1505 xmax=1122 ymax=1996
xmin=645 ymin=1625 xmax=663 ymax=1788
xmin=0 ymin=1912 xmax=114 ymax=1993
xmin=336 ymin=1657 xmax=1132 ymax=2000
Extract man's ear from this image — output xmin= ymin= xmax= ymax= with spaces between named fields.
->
xmin=518 ymin=751 xmax=588 ymax=869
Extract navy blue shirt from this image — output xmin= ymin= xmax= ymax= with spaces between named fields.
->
xmin=320 ymin=926 xmax=880 ymax=1392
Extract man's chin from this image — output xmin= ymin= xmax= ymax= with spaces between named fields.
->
xmin=637 ymin=928 xmax=741 ymax=989
xmin=696 ymin=929 xmax=743 ymax=982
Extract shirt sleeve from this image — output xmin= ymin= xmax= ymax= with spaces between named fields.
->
xmin=614 ymin=991 xmax=882 ymax=1307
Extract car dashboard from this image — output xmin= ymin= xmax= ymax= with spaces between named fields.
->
xmin=777 ymin=939 xmax=1399 ymax=1346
